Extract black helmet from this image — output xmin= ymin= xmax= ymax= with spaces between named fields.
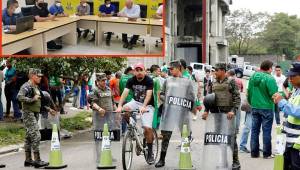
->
xmin=203 ymin=93 xmax=216 ymax=111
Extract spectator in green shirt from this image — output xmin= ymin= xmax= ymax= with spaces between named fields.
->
xmin=49 ymin=76 xmax=64 ymax=114
xmin=119 ymin=67 xmax=135 ymax=135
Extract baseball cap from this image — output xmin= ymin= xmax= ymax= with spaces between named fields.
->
xmin=134 ymin=63 xmax=145 ymax=70
xmin=287 ymin=62 xmax=300 ymax=76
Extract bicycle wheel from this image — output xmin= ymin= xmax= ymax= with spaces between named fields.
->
xmin=122 ymin=131 xmax=133 ymax=170
xmin=144 ymin=129 xmax=159 ymax=164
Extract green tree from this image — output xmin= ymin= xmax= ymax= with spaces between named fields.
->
xmin=263 ymin=13 xmax=300 ymax=59
xmin=12 ymin=57 xmax=127 ymax=105
xmin=226 ymin=9 xmax=270 ymax=55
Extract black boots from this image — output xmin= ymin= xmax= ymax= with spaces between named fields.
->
xmin=146 ymin=143 xmax=155 ymax=165
xmin=155 ymin=151 xmax=166 ymax=168
xmin=232 ymin=160 xmax=241 ymax=170
xmin=33 ymin=152 xmax=49 ymax=168
xmin=24 ymin=151 xmax=34 ymax=167
xmin=0 ymin=164 xmax=5 ymax=168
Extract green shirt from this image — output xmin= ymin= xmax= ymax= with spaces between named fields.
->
xmin=119 ymin=74 xmax=133 ymax=102
xmin=49 ymin=76 xmax=61 ymax=87
xmin=149 ymin=74 xmax=161 ymax=129
xmin=247 ymin=71 xmax=278 ymax=110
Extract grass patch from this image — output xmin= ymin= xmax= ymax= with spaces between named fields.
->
xmin=0 ymin=111 xmax=92 ymax=147
xmin=60 ymin=111 xmax=92 ymax=132
xmin=0 ymin=123 xmax=25 ymax=147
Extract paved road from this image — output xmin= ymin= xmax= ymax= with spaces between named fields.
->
xmin=0 ymin=113 xmax=276 ymax=170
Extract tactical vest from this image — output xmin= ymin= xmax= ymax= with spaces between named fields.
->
xmin=284 ymin=89 xmax=300 ymax=150
xmin=23 ymin=85 xmax=41 ymax=113
xmin=96 ymin=87 xmax=113 ymax=112
xmin=212 ymin=78 xmax=233 ymax=107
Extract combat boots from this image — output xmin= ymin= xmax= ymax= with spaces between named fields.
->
xmin=33 ymin=152 xmax=49 ymax=168
xmin=155 ymin=151 xmax=166 ymax=168
xmin=232 ymin=160 xmax=241 ymax=170
xmin=24 ymin=151 xmax=34 ymax=167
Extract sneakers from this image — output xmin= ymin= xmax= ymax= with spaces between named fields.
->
xmin=239 ymin=147 xmax=250 ymax=153
xmin=123 ymin=43 xmax=129 ymax=48
xmin=232 ymin=161 xmax=241 ymax=170
xmin=263 ymin=154 xmax=275 ymax=159
xmin=128 ymin=44 xmax=133 ymax=50
xmin=146 ymin=154 xmax=155 ymax=165
xmin=192 ymin=115 xmax=197 ymax=121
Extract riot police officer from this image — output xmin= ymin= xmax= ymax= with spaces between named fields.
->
xmin=17 ymin=68 xmax=49 ymax=168
xmin=88 ymin=73 xmax=120 ymax=164
xmin=202 ymin=63 xmax=241 ymax=170
xmin=155 ymin=60 xmax=197 ymax=168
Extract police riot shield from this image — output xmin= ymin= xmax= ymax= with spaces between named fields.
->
xmin=93 ymin=111 xmax=120 ymax=164
xmin=201 ymin=113 xmax=235 ymax=170
xmin=160 ymin=77 xmax=195 ymax=132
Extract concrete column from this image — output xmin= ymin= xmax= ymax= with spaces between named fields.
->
xmin=210 ymin=0 xmax=218 ymax=37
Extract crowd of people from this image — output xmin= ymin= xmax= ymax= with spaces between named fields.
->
xmin=1 ymin=56 xmax=300 ymax=169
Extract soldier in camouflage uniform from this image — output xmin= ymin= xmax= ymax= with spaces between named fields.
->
xmin=88 ymin=73 xmax=120 ymax=164
xmin=17 ymin=68 xmax=49 ymax=168
xmin=202 ymin=63 xmax=241 ymax=170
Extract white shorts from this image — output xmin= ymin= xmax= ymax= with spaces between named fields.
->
xmin=123 ymin=100 xmax=154 ymax=128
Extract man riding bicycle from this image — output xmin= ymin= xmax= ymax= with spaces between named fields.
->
xmin=116 ymin=63 xmax=155 ymax=164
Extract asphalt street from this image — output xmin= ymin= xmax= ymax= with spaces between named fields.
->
xmin=0 ymin=113 xmax=275 ymax=170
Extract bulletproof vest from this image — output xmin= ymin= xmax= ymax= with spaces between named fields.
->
xmin=212 ymin=78 xmax=233 ymax=107
xmin=95 ymin=87 xmax=114 ymax=112
xmin=23 ymin=84 xmax=41 ymax=113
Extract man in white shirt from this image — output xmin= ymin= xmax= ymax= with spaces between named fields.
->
xmin=273 ymin=65 xmax=286 ymax=125
xmin=118 ymin=0 xmax=140 ymax=50
xmin=155 ymin=4 xmax=163 ymax=19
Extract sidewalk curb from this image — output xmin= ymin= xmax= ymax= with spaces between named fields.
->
xmin=0 ymin=128 xmax=93 ymax=155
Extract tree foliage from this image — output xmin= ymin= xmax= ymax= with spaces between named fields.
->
xmin=11 ymin=57 xmax=127 ymax=105
xmin=262 ymin=13 xmax=300 ymax=59
xmin=226 ymin=9 xmax=270 ymax=55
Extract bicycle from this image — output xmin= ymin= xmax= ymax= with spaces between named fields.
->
xmin=116 ymin=110 xmax=159 ymax=170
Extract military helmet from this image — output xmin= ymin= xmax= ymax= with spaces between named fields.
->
xmin=215 ymin=63 xmax=228 ymax=71
xmin=203 ymin=93 xmax=216 ymax=111
xmin=96 ymin=73 xmax=107 ymax=81
xmin=28 ymin=68 xmax=43 ymax=76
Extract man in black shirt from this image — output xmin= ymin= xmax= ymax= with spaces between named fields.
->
xmin=116 ymin=63 xmax=155 ymax=164
xmin=32 ymin=0 xmax=62 ymax=51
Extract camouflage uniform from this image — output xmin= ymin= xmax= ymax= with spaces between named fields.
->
xmin=211 ymin=63 xmax=241 ymax=168
xmin=17 ymin=68 xmax=48 ymax=168
xmin=18 ymin=80 xmax=42 ymax=153
xmin=88 ymin=73 xmax=119 ymax=164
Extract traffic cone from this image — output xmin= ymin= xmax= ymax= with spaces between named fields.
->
xmin=178 ymin=124 xmax=194 ymax=170
xmin=45 ymin=124 xmax=67 ymax=169
xmin=97 ymin=124 xmax=116 ymax=169
xmin=273 ymin=126 xmax=285 ymax=170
